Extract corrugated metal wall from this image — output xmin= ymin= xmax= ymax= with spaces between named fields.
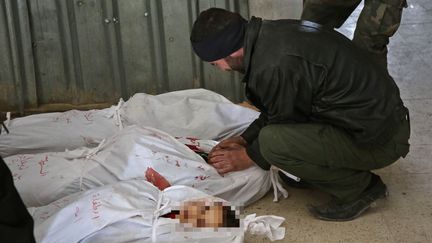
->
xmin=0 ymin=0 xmax=249 ymax=113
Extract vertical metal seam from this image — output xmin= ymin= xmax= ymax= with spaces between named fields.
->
xmin=29 ymin=0 xmax=43 ymax=105
xmin=187 ymin=0 xmax=199 ymax=88
xmin=55 ymin=0 xmax=72 ymax=91
xmin=16 ymin=0 xmax=38 ymax=108
xmin=12 ymin=0 xmax=27 ymax=112
xmin=195 ymin=0 xmax=205 ymax=90
xmin=25 ymin=0 xmax=41 ymax=107
xmin=146 ymin=0 xmax=157 ymax=94
xmin=155 ymin=0 xmax=169 ymax=92
xmin=57 ymin=0 xmax=80 ymax=102
xmin=4 ymin=0 xmax=24 ymax=114
xmin=66 ymin=0 xmax=84 ymax=90
xmin=112 ymin=0 xmax=127 ymax=98
xmin=0 ymin=0 xmax=16 ymax=110
xmin=101 ymin=0 xmax=118 ymax=99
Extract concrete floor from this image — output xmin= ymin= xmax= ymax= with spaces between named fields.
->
xmin=245 ymin=2 xmax=432 ymax=242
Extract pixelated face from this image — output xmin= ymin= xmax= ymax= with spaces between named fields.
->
xmin=179 ymin=201 xmax=224 ymax=228
xmin=203 ymin=204 xmax=223 ymax=227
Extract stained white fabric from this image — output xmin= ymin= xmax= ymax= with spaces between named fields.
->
xmin=5 ymin=125 xmax=271 ymax=207
xmin=28 ymin=180 xmax=160 ymax=243
xmin=119 ymin=89 xmax=259 ymax=140
xmin=0 ymin=89 xmax=259 ymax=158
xmin=29 ymin=180 xmax=285 ymax=243
xmin=0 ymin=108 xmax=118 ymax=157
xmin=4 ymin=151 xmax=118 ymax=207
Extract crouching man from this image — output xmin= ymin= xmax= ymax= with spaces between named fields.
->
xmin=190 ymin=8 xmax=410 ymax=221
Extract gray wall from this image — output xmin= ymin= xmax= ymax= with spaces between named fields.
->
xmin=0 ymin=0 xmax=36 ymax=113
xmin=0 ymin=0 xmax=248 ymax=113
xmin=249 ymin=0 xmax=303 ymax=20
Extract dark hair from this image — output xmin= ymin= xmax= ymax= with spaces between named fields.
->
xmin=222 ymin=206 xmax=239 ymax=227
xmin=190 ymin=8 xmax=247 ymax=62
xmin=190 ymin=8 xmax=243 ymax=42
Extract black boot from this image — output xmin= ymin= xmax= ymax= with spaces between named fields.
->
xmin=307 ymin=174 xmax=388 ymax=221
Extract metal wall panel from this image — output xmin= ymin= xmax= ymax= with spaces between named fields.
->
xmin=0 ymin=0 xmax=37 ymax=113
xmin=0 ymin=1 xmax=16 ymax=110
xmin=29 ymin=0 xmax=122 ymax=105
xmin=0 ymin=0 xmax=249 ymax=113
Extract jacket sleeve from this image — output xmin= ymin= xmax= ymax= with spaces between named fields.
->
xmin=241 ymin=55 xmax=325 ymax=170
xmin=246 ymin=139 xmax=271 ymax=170
xmin=240 ymin=113 xmax=271 ymax=170
xmin=240 ymin=112 xmax=268 ymax=144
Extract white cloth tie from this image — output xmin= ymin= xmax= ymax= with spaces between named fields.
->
xmin=269 ymin=166 xmax=289 ymax=202
xmin=113 ymin=98 xmax=124 ymax=130
xmin=64 ymin=139 xmax=107 ymax=190
xmin=5 ymin=112 xmax=11 ymax=126
xmin=152 ymin=191 xmax=170 ymax=243
xmin=270 ymin=166 xmax=302 ymax=202
xmin=244 ymin=213 xmax=286 ymax=241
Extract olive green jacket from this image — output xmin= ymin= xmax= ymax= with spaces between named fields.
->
xmin=240 ymin=17 xmax=406 ymax=170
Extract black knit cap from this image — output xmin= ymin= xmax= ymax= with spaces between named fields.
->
xmin=190 ymin=8 xmax=247 ymax=62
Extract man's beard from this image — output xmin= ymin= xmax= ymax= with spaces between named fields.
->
xmin=225 ymin=56 xmax=245 ymax=74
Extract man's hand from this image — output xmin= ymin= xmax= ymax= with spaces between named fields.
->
xmin=210 ymin=136 xmax=247 ymax=154
xmin=208 ymin=143 xmax=254 ymax=175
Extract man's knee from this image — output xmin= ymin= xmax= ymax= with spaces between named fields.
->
xmin=258 ymin=125 xmax=276 ymax=157
xmin=258 ymin=125 xmax=297 ymax=163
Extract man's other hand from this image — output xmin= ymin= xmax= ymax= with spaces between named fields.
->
xmin=208 ymin=143 xmax=254 ymax=175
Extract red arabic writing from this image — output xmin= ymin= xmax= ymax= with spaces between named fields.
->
xmin=91 ymin=193 xmax=102 ymax=220
xmin=38 ymin=155 xmax=49 ymax=176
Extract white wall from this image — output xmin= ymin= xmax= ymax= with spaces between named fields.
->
xmin=249 ymin=0 xmax=303 ymax=20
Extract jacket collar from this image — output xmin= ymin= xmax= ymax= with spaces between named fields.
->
xmin=242 ymin=16 xmax=262 ymax=83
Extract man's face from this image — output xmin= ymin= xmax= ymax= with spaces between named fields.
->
xmin=210 ymin=59 xmax=232 ymax=71
xmin=210 ymin=55 xmax=245 ymax=73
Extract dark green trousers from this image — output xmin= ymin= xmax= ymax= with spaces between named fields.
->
xmin=259 ymin=117 xmax=410 ymax=202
